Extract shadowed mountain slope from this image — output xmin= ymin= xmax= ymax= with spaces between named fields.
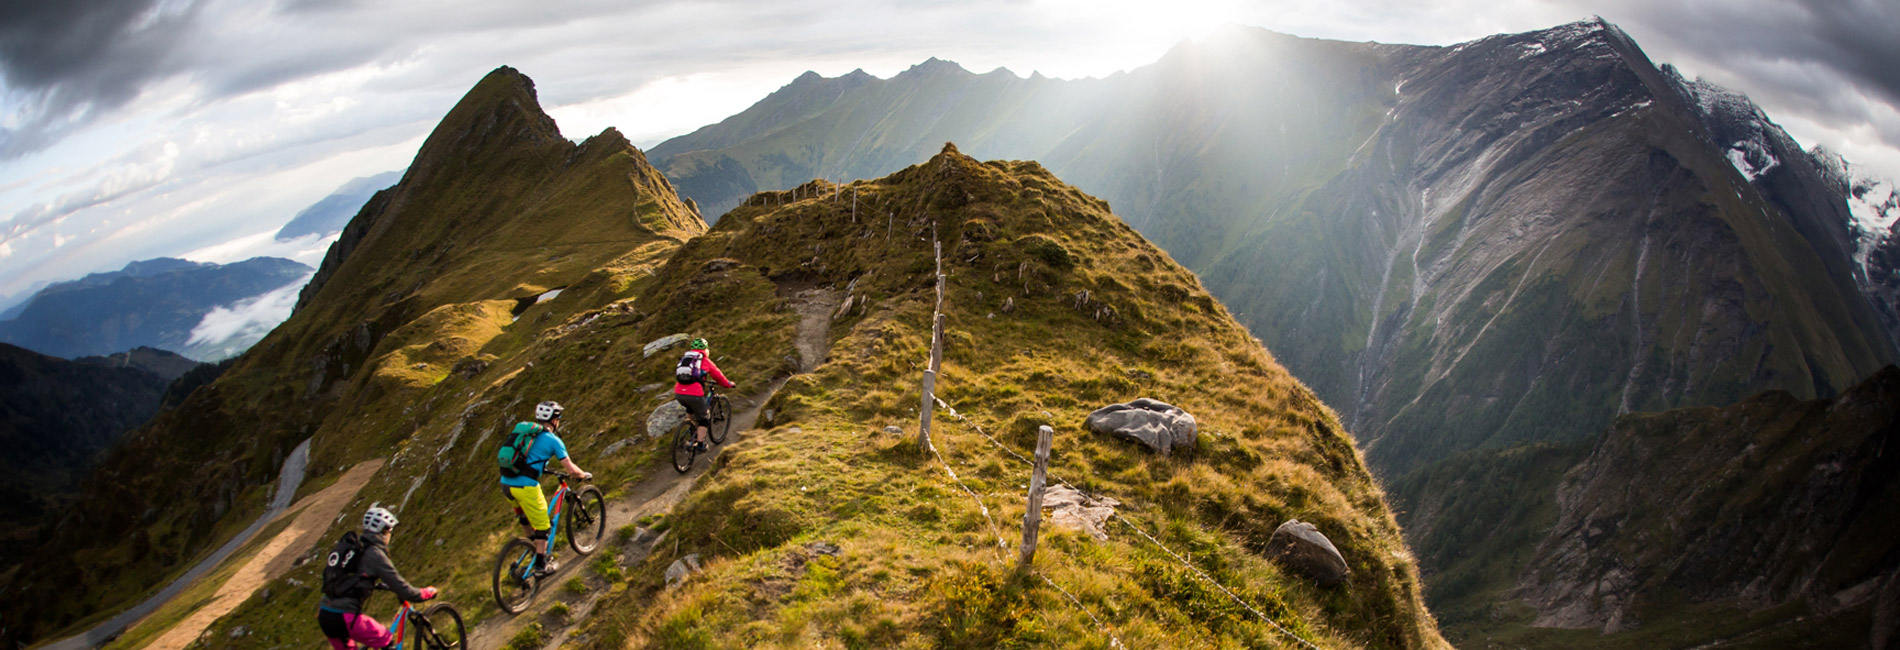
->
xmin=648 ymin=20 xmax=1898 ymax=478
xmin=0 ymin=257 xmax=312 ymax=361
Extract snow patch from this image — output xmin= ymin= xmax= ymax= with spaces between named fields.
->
xmin=1518 ymin=42 xmax=1547 ymax=59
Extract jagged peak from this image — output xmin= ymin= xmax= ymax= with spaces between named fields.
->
xmin=898 ymin=57 xmax=970 ymax=77
xmin=409 ymin=65 xmax=564 ymax=168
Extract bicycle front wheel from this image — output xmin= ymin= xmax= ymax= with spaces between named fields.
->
xmin=566 ymin=485 xmax=607 ymax=555
xmin=491 ymin=538 xmax=538 ymax=614
xmin=709 ymin=395 xmax=731 ymax=444
xmin=670 ymin=419 xmax=697 ymax=473
xmin=416 ymin=603 xmax=467 ymax=649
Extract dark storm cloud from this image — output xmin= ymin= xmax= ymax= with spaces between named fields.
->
xmin=0 ymin=0 xmax=201 ymax=157
xmin=1599 ymin=0 xmax=1900 ymax=146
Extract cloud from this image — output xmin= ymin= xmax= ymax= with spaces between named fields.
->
xmin=185 ymin=272 xmax=310 ymax=357
xmin=0 ymin=0 xmax=203 ymax=157
xmin=1588 ymin=0 xmax=1900 ymax=152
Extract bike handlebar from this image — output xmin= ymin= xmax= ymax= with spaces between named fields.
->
xmin=546 ymin=471 xmax=590 ymax=482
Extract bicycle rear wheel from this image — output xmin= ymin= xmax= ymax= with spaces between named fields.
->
xmin=709 ymin=395 xmax=731 ymax=444
xmin=566 ymin=485 xmax=607 ymax=554
xmin=491 ymin=538 xmax=538 ymax=614
xmin=416 ymin=603 xmax=466 ymax=649
xmin=670 ymin=419 xmax=696 ymax=474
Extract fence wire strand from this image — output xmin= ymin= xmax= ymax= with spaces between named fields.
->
xmin=933 ymin=397 xmax=1326 ymax=650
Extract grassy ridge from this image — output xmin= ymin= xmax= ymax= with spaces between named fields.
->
xmin=570 ymin=146 xmax=1446 ymax=649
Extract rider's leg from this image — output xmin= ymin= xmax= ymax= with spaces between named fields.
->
xmin=343 ymin=612 xmax=394 ymax=650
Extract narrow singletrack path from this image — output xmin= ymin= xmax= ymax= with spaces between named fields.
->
xmin=466 ymin=287 xmax=841 ymax=649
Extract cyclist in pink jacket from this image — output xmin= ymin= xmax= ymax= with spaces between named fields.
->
xmin=674 ymin=338 xmax=735 ymax=452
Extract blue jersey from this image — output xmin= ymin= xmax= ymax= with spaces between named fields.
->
xmin=499 ymin=428 xmax=568 ymax=488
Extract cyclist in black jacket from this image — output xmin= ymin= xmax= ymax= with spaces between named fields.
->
xmin=316 ymin=507 xmax=436 ymax=649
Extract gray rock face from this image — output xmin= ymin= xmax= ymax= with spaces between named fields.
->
xmin=601 ymin=438 xmax=636 ymax=457
xmin=1267 ymin=519 xmax=1350 ymax=586
xmin=1042 ymin=485 xmax=1119 ymax=541
xmin=646 ymin=400 xmax=687 ymax=438
xmin=1085 ymin=398 xmax=1197 ymax=455
xmin=665 ymin=553 xmax=702 ymax=587
xmin=642 ymin=333 xmax=691 ymax=358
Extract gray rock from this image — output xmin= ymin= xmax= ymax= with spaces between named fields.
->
xmin=665 ymin=553 xmax=703 ymax=587
xmin=642 ymin=333 xmax=691 ymax=358
xmin=882 ymin=425 xmax=903 ymax=435
xmin=1266 ymin=519 xmax=1350 ymax=586
xmin=646 ymin=401 xmax=687 ymax=438
xmin=1042 ymin=485 xmax=1119 ymax=541
xmin=602 ymin=438 xmax=637 ymax=456
xmin=229 ymin=626 xmax=250 ymax=638
xmin=636 ymin=383 xmax=665 ymax=393
xmin=1084 ymin=398 xmax=1197 ymax=455
xmin=807 ymin=541 xmax=842 ymax=556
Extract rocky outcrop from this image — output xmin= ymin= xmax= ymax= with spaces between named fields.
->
xmin=1267 ymin=520 xmax=1351 ymax=587
xmin=1084 ymin=398 xmax=1197 ymax=455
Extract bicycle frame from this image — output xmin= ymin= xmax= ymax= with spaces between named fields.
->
xmin=388 ymin=600 xmax=417 ymax=650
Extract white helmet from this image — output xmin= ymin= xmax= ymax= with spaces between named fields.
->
xmin=363 ymin=506 xmax=399 ymax=534
xmin=535 ymin=400 xmax=564 ymax=421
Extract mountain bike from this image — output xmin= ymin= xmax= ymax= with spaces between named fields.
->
xmin=491 ymin=471 xmax=607 ymax=614
xmin=372 ymin=584 xmax=465 ymax=650
xmin=670 ymin=384 xmax=731 ymax=473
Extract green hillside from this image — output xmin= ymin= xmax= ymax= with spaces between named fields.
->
xmin=0 ymin=65 xmax=705 ymax=647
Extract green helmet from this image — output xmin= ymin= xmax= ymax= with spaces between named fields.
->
xmin=689 ymin=338 xmax=709 ymax=350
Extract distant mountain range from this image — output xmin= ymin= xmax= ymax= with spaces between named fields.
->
xmin=0 ymin=257 xmax=311 ymax=361
xmin=274 ymin=170 xmax=404 ymax=241
xmin=646 ymin=20 xmax=1898 ymax=478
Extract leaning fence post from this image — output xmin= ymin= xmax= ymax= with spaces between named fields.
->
xmin=1019 ymin=425 xmax=1054 ymax=569
xmin=919 ymin=238 xmax=947 ymax=449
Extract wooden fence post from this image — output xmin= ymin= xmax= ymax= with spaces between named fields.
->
xmin=1019 ymin=425 xmax=1054 ymax=569
xmin=919 ymin=239 xmax=946 ymax=449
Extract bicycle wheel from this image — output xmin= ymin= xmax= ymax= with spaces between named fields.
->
xmin=491 ymin=538 xmax=538 ymax=614
xmin=670 ymin=419 xmax=696 ymax=474
xmin=416 ymin=603 xmax=467 ymax=649
xmin=566 ymin=485 xmax=607 ymax=555
xmin=709 ymin=395 xmax=731 ymax=444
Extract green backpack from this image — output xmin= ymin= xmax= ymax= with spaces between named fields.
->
xmin=497 ymin=422 xmax=545 ymax=479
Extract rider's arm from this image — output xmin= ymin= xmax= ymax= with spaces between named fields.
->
xmin=704 ymin=358 xmax=735 ymax=388
xmin=559 ymin=455 xmax=589 ymax=479
xmin=363 ymin=547 xmax=428 ymax=602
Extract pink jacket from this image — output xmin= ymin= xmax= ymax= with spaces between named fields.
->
xmin=674 ymin=354 xmax=733 ymax=396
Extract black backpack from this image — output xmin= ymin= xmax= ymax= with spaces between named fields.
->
xmin=321 ymin=531 xmax=373 ymax=599
xmin=676 ymin=351 xmax=707 ymax=384
xmin=497 ymin=422 xmax=546 ymax=479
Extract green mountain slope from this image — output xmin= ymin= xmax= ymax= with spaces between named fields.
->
xmin=646 ymin=21 xmax=1897 ymax=479
xmin=191 ymin=142 xmax=1447 ymax=649
xmin=1390 ymin=367 xmax=1900 ymax=649
xmin=0 ymin=66 xmax=705 ymax=647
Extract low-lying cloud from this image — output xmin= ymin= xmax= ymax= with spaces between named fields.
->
xmin=185 ymin=272 xmax=310 ymax=359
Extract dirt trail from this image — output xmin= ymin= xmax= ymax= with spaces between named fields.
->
xmin=136 ymin=459 xmax=387 ymax=650
xmin=467 ymin=287 xmax=841 ymax=649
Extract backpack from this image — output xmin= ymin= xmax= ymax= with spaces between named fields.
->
xmin=497 ymin=422 xmax=545 ymax=480
xmin=675 ymin=350 xmax=707 ymax=384
xmin=321 ymin=531 xmax=373 ymax=599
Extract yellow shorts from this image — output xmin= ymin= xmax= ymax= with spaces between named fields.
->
xmin=504 ymin=484 xmax=551 ymax=532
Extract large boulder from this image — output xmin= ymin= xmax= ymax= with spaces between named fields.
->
xmin=1084 ymin=397 xmax=1197 ymax=455
xmin=646 ymin=400 xmax=687 ymax=438
xmin=1266 ymin=519 xmax=1350 ymax=586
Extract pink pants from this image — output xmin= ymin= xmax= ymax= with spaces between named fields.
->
xmin=319 ymin=610 xmax=393 ymax=649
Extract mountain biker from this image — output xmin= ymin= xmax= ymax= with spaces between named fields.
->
xmin=675 ymin=338 xmax=736 ymax=453
xmin=317 ymin=507 xmax=436 ymax=650
xmin=499 ymin=400 xmax=591 ymax=574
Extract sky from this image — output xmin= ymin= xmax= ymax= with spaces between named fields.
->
xmin=2 ymin=0 xmax=1897 ymax=307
